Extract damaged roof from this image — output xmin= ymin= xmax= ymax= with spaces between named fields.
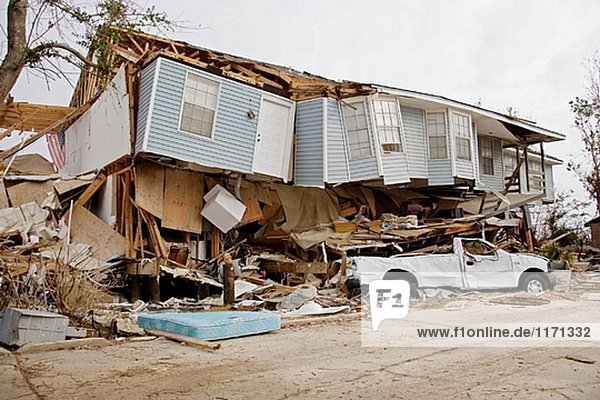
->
xmin=70 ymin=27 xmax=565 ymax=144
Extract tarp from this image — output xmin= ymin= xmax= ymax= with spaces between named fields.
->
xmin=274 ymin=184 xmax=340 ymax=232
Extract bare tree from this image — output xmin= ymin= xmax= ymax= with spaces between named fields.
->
xmin=569 ymin=53 xmax=600 ymax=214
xmin=0 ymin=0 xmax=173 ymax=102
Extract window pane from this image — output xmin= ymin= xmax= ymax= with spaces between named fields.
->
xmin=343 ymin=102 xmax=372 ymax=159
xmin=179 ymin=74 xmax=219 ymax=137
xmin=373 ymin=99 xmax=403 ymax=152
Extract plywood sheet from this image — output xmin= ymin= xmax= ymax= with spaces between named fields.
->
xmin=6 ymin=181 xmax=54 ymax=207
xmin=70 ymin=205 xmax=127 ymax=261
xmin=162 ymin=168 xmax=203 ymax=233
xmin=135 ymin=162 xmax=165 ymax=218
xmin=0 ymin=181 xmax=9 ymax=209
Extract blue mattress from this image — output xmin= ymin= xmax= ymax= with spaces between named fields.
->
xmin=138 ymin=311 xmax=280 ymax=341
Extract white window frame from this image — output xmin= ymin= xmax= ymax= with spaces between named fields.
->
xmin=480 ymin=137 xmax=495 ymax=176
xmin=452 ymin=111 xmax=472 ymax=161
xmin=372 ymin=97 xmax=405 ymax=153
xmin=426 ymin=110 xmax=449 ymax=160
xmin=178 ymin=71 xmax=220 ymax=139
xmin=341 ymin=99 xmax=373 ymax=160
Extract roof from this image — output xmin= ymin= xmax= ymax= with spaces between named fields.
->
xmin=69 ymin=27 xmax=565 ymax=145
xmin=0 ymin=101 xmax=76 ymax=134
xmin=372 ymin=85 xmax=565 ymax=144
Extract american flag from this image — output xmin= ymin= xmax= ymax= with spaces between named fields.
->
xmin=47 ymin=130 xmax=66 ymax=171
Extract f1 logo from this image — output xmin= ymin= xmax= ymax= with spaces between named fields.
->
xmin=369 ymin=280 xmax=410 ymax=331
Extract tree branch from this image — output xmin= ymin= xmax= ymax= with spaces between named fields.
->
xmin=29 ymin=41 xmax=99 ymax=69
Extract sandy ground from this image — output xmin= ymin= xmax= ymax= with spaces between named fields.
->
xmin=2 ymin=298 xmax=600 ymax=400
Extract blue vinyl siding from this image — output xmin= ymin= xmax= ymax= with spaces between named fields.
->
xmin=381 ymin=152 xmax=410 ymax=185
xmin=295 ymin=99 xmax=324 ymax=186
xmin=326 ymin=99 xmax=350 ymax=183
xmin=135 ymin=59 xmax=158 ymax=153
xmin=143 ymin=57 xmax=262 ymax=173
xmin=428 ymin=160 xmax=454 ymax=185
xmin=400 ymin=105 xmax=427 ymax=179
xmin=477 ymin=137 xmax=504 ymax=189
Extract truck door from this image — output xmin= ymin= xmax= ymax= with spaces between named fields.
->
xmin=461 ymin=239 xmax=515 ymax=289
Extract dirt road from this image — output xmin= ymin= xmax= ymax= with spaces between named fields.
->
xmin=2 ymin=298 xmax=600 ymax=399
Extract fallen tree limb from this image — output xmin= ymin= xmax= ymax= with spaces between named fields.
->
xmin=144 ymin=329 xmax=221 ymax=351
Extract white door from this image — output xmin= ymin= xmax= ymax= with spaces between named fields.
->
xmin=253 ymin=98 xmax=292 ymax=179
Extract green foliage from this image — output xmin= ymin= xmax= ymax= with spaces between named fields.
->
xmin=568 ymin=53 xmax=600 ymax=213
xmin=16 ymin=1 xmax=174 ymax=84
xmin=533 ymin=190 xmax=590 ymax=244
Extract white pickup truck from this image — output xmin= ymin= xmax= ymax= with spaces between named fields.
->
xmin=348 ymin=237 xmax=557 ymax=296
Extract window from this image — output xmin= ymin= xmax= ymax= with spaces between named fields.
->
xmin=480 ymin=138 xmax=494 ymax=175
xmin=426 ymin=112 xmax=448 ymax=159
xmin=453 ymin=113 xmax=471 ymax=160
xmin=529 ymin=159 xmax=544 ymax=191
xmin=342 ymin=101 xmax=372 ymax=159
xmin=373 ymin=99 xmax=403 ymax=152
xmin=179 ymin=73 xmax=219 ymax=137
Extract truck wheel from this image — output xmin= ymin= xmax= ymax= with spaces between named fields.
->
xmin=520 ymin=273 xmax=548 ymax=294
xmin=383 ymin=271 xmax=420 ymax=299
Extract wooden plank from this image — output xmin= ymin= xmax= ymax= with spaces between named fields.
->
xmin=262 ymin=261 xmax=328 ymax=274
xmin=69 ymin=205 xmax=127 ymax=260
xmin=74 ymin=173 xmax=107 ymax=207
xmin=0 ymin=102 xmax=92 ymax=161
xmin=134 ymin=162 xmax=165 ymax=218
xmin=6 ymin=180 xmax=54 ymax=207
xmin=144 ymin=329 xmax=221 ymax=351
xmin=162 ymin=167 xmax=203 ymax=233
xmin=0 ymin=181 xmax=9 ymax=209
xmin=139 ymin=208 xmax=168 ymax=258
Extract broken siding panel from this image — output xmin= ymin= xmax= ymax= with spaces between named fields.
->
xmin=400 ymin=105 xmax=427 ymax=178
xmin=477 ymin=137 xmax=504 ymax=189
xmin=135 ymin=59 xmax=158 ymax=154
xmin=428 ymin=160 xmax=454 ymax=186
xmin=295 ymin=99 xmax=324 ymax=186
xmin=145 ymin=58 xmax=261 ymax=173
xmin=381 ymin=152 xmax=410 ymax=185
xmin=326 ymin=99 xmax=349 ymax=183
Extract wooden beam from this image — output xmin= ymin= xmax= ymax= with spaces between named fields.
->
xmin=73 ymin=173 xmax=107 ymax=208
xmin=144 ymin=329 xmax=221 ymax=351
xmin=0 ymin=102 xmax=92 ymax=161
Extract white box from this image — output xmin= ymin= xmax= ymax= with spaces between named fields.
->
xmin=201 ymin=185 xmax=246 ymax=233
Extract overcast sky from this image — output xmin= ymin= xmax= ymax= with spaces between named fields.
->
xmin=4 ymin=0 xmax=600 ymax=214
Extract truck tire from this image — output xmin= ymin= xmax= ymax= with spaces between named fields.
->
xmin=520 ymin=273 xmax=549 ymax=294
xmin=383 ymin=271 xmax=420 ymax=299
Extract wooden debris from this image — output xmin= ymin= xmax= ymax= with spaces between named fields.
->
xmin=145 ymin=329 xmax=221 ymax=351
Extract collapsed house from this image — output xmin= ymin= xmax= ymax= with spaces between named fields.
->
xmin=0 ymin=28 xmax=565 ymax=304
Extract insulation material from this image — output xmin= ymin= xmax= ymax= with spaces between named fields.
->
xmin=274 ymin=184 xmax=340 ymax=232
xmin=162 ymin=168 xmax=204 ymax=234
xmin=135 ymin=162 xmax=165 ymax=219
xmin=201 ymin=184 xmax=246 ymax=233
